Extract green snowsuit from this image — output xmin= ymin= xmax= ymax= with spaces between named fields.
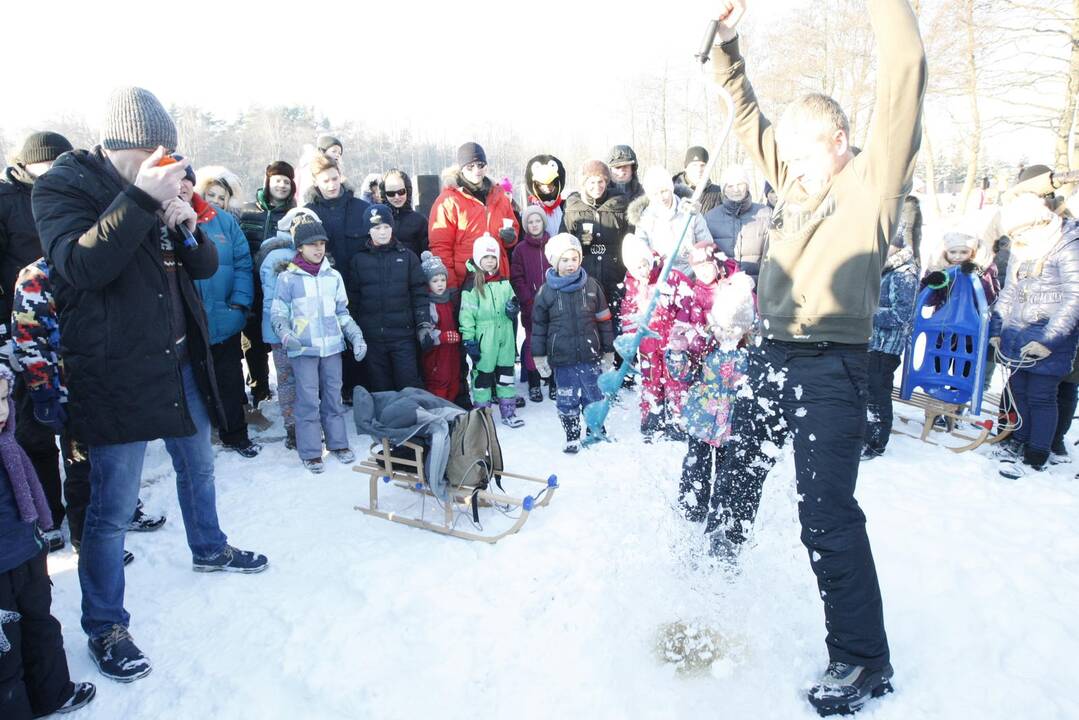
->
xmin=460 ymin=261 xmax=518 ymax=404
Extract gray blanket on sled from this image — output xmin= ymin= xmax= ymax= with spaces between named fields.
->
xmin=352 ymin=386 xmax=466 ymax=499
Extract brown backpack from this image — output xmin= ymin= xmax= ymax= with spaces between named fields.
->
xmin=445 ymin=406 xmax=504 ymax=491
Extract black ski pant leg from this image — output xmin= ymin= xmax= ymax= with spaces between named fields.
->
xmin=864 ymin=350 xmax=901 ymax=453
xmin=389 ymin=338 xmax=424 ymax=391
xmin=706 ymin=348 xmax=777 ymax=544
xmin=60 ymin=432 xmax=91 ymax=548
xmin=212 ymin=334 xmax=251 ymax=446
xmin=679 ymin=438 xmax=714 ymax=523
xmin=0 ymin=552 xmax=74 ymax=719
xmin=764 ymin=340 xmax=890 ymax=670
xmin=362 ymin=341 xmax=402 ymax=393
xmin=13 ymin=381 xmax=63 ymax=530
xmin=241 ymin=307 xmax=271 ymax=405
xmin=1052 ymin=381 xmax=1078 ymax=451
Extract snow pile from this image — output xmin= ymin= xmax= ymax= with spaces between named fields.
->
xmin=46 ymin=389 xmax=1079 ymax=719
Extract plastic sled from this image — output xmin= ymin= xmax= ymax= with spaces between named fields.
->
xmin=894 ymin=268 xmax=1012 ymax=451
xmin=354 ymin=438 xmax=558 ymax=543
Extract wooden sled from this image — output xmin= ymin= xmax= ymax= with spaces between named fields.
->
xmin=890 ymin=387 xmax=1013 ymax=452
xmin=354 ymin=438 xmax=558 ymax=543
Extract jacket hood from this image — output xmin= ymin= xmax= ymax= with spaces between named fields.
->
xmin=255 ymin=235 xmax=294 ymax=270
xmin=303 ymin=182 xmax=355 ymax=206
xmin=378 ymin=170 xmax=415 ymax=212
xmin=627 ymin=185 xmax=692 ymax=226
xmin=524 ymin=154 xmax=566 ymax=202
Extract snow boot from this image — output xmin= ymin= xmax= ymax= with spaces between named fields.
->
xmin=807 ymin=662 xmax=894 ymax=716
xmin=285 ymin=425 xmax=297 ymax=450
xmin=1050 ymin=439 xmax=1070 ymax=465
xmin=129 ymin=500 xmax=166 ymax=532
xmin=56 ymin=681 xmax=96 ymax=714
xmin=303 ymin=458 xmax=325 ymax=474
xmin=515 ymin=396 xmax=526 ymax=408
xmin=44 ymin=529 xmax=65 ymax=552
xmin=641 ymin=412 xmax=663 ymax=444
xmin=546 ymin=376 xmax=557 ymax=400
xmin=330 ymin=447 xmax=355 ymax=464
xmin=225 ymin=438 xmax=262 ymax=458
xmin=192 ymin=544 xmax=269 ymax=574
xmin=527 ymin=370 xmax=543 ymax=403
xmin=1000 ymin=446 xmax=1049 ymax=479
xmin=88 ymin=625 xmax=152 ymax=683
xmin=560 ymin=413 xmax=581 ymax=454
xmin=991 ymin=437 xmax=1022 ymax=461
xmin=499 ymin=398 xmax=525 ymax=428
xmin=860 ymin=445 xmax=884 ymax=461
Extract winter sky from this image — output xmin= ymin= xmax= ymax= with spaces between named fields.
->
xmin=4 ymin=0 xmax=799 ymax=140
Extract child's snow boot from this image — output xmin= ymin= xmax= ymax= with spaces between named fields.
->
xmin=807 ymin=662 xmax=894 ymax=716
xmin=330 ymin=448 xmax=355 ymax=464
xmin=528 ymin=370 xmax=543 ymax=403
xmin=303 ymin=458 xmax=325 ymax=474
xmin=1000 ymin=446 xmax=1048 ymax=479
xmin=285 ymin=425 xmax=297 ymax=450
xmin=1050 ymin=439 xmax=1070 ymax=464
xmin=129 ymin=500 xmax=166 ymax=532
xmin=499 ymin=398 xmax=525 ymax=428
xmin=560 ymin=413 xmax=581 ymax=453
xmin=546 ymin=376 xmax=557 ymax=400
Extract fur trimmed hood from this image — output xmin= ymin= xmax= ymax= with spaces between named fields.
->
xmin=627 ymin=184 xmax=693 ymax=226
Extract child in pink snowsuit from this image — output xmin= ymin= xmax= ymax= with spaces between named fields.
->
xmin=672 ymin=241 xmax=741 ymax=356
xmin=620 ymin=233 xmax=692 ymax=441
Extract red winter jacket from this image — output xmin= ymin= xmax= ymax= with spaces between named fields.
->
xmin=675 ymin=258 xmax=740 ymax=355
xmin=421 ymin=296 xmax=461 ymax=401
xmin=428 ymin=180 xmax=519 ymax=288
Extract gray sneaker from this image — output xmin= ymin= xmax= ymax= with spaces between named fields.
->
xmin=807 ymin=661 xmax=894 ymax=716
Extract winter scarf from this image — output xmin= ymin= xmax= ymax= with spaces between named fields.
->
xmin=430 ymin=288 xmax=458 ymax=305
xmin=545 ymin=267 xmax=588 ymax=293
xmin=0 ymin=392 xmax=52 ymax=530
xmin=293 ymin=253 xmax=322 ymax=276
xmin=457 ymin=174 xmax=489 ymax=205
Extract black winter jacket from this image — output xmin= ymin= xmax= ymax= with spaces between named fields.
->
xmin=559 ymin=189 xmax=630 ymax=294
xmin=378 ymin=172 xmax=428 ymax=256
xmin=347 ymin=239 xmax=429 ymax=342
xmin=305 ymin=185 xmax=370 ymax=288
xmin=531 ymin=271 xmax=614 ymax=367
xmin=239 ymin=189 xmax=295 ymax=257
xmin=672 ymin=173 xmax=725 ymax=215
xmin=32 ymin=147 xmax=224 ymax=445
xmin=0 ymin=166 xmax=42 ymax=324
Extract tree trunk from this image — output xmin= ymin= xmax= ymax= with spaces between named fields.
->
xmin=922 ymin=121 xmax=941 ymax=214
xmin=959 ymin=0 xmax=982 ymax=212
xmin=1060 ymin=0 xmax=1079 ymax=170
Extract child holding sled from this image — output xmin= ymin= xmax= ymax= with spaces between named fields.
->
xmin=531 ymin=233 xmax=615 ymax=452
xmin=418 ymin=251 xmax=461 ymax=402
xmin=620 ymin=232 xmax=692 ymax=442
xmin=270 ymin=216 xmax=367 ymax=473
xmin=511 ymin=205 xmax=554 ymax=403
xmin=460 ymin=234 xmax=524 ymax=427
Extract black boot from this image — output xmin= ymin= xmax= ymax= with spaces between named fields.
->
xmin=528 ymin=370 xmax=543 ymax=403
xmin=559 ymin=414 xmax=581 ymax=454
xmin=547 ymin=375 xmax=557 ymax=400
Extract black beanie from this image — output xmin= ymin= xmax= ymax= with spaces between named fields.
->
xmin=317 ymin=134 xmax=342 ymax=153
xmin=684 ymin=146 xmax=709 ymax=166
xmin=1017 ymin=164 xmax=1052 ymax=185
xmin=457 ymin=142 xmax=486 ymax=167
xmin=17 ymin=131 xmax=74 ymax=165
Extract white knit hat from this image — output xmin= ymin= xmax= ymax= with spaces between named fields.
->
xmin=641 ymin=166 xmax=674 ymax=196
xmin=621 ymin=233 xmax=654 ymax=271
xmin=942 ymin=232 xmax=978 ymax=252
xmin=521 ymin=205 xmax=547 ymax=232
xmin=544 ymin=232 xmax=583 ymax=266
xmin=472 ymin=233 xmax=501 ymax=268
xmin=719 ymin=165 xmax=750 ymax=189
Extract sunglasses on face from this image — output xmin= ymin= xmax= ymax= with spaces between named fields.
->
xmin=464 ymin=162 xmax=487 ymax=171
xmin=384 ymin=188 xmax=407 ymax=198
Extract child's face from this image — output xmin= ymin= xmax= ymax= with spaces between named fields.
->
xmin=429 ymin=275 xmax=447 ymax=295
xmin=370 ymin=224 xmax=393 ymax=246
xmin=557 ymin=251 xmax=581 ymax=276
xmin=692 ymin=261 xmax=718 ymax=285
xmin=629 ymin=257 xmax=653 ymax=281
xmin=526 ymin=215 xmax=545 ymax=237
xmin=300 ymin=240 xmax=326 ymax=264
xmin=946 ymin=247 xmax=973 ymax=264
xmin=479 ymin=255 xmax=499 ymax=273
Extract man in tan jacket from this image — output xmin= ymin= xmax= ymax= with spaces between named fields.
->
xmin=709 ymin=0 xmax=926 ymax=714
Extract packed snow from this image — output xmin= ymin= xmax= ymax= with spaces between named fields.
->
xmin=45 ymin=379 xmax=1079 ymax=719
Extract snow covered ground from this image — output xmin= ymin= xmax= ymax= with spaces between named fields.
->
xmin=45 ymin=382 xmax=1079 ymax=719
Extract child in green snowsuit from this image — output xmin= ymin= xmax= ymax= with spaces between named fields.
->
xmin=460 ymin=234 xmax=524 ymax=428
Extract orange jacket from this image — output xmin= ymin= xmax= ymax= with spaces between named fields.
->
xmin=427 ymin=183 xmax=519 ymax=288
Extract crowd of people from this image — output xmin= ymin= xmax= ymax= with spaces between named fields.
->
xmin=2 ymin=0 xmax=1078 ymax=716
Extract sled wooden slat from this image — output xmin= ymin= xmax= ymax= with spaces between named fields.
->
xmin=890 ymin=387 xmax=1011 ymax=452
xmin=353 ymin=438 xmax=556 ymax=543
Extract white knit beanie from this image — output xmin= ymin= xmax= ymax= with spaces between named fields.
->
xmin=472 ymin=233 xmax=501 ymax=268
xmin=544 ymin=232 xmax=583 ymax=266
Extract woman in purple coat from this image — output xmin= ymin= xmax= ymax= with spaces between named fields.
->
xmin=511 ymin=205 xmax=553 ymax=402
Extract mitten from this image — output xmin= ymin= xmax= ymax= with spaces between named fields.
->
xmin=29 ymin=387 xmax=66 ymax=433
xmin=443 ymin=330 xmax=461 ymax=344
xmin=498 ymin=226 xmax=516 ymax=244
xmin=419 ymin=329 xmax=435 ymax=352
xmin=535 ymin=356 xmax=552 ymax=378
xmin=925 ymin=270 xmax=949 ymax=289
xmin=960 ymin=261 xmax=978 ymax=275
xmin=505 ymin=297 xmax=520 ymax=323
xmin=282 ymin=334 xmax=303 ymax=352
xmin=463 ymin=340 xmax=481 ymax=362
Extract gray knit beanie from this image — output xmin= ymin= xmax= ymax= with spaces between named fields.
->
xmin=291 ymin=215 xmax=329 ymax=248
xmin=420 ymin=251 xmax=448 ymax=281
xmin=100 ymin=87 xmax=177 ymax=151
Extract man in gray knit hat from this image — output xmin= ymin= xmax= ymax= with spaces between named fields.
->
xmin=32 ymin=86 xmax=269 ymax=684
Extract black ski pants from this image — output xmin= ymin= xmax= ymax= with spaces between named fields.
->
xmin=864 ymin=350 xmax=902 ymax=454
xmin=211 ymin=334 xmax=251 ymax=446
xmin=362 ymin=338 xmax=423 ymax=393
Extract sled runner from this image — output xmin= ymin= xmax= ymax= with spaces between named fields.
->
xmin=353 ymin=435 xmax=558 ymax=544
xmin=893 ymin=266 xmax=1013 ymax=451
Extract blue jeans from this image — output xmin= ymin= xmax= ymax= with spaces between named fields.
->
xmin=79 ymin=363 xmax=228 ymax=637
xmin=1009 ymin=369 xmax=1064 ymax=453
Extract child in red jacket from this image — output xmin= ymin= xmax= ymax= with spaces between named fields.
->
xmin=620 ymin=233 xmax=692 ymax=441
xmin=419 ymin=252 xmax=461 ymax=401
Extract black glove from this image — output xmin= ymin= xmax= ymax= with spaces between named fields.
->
xmin=960 ymin=261 xmax=978 ymax=275
xmin=418 ymin=329 xmax=435 ymax=352
xmin=463 ymin=340 xmax=481 ymax=362
xmin=925 ymin=270 xmax=949 ymax=289
xmin=505 ymin=297 xmax=520 ymax=323
xmin=498 ymin=227 xmax=516 ymax=244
